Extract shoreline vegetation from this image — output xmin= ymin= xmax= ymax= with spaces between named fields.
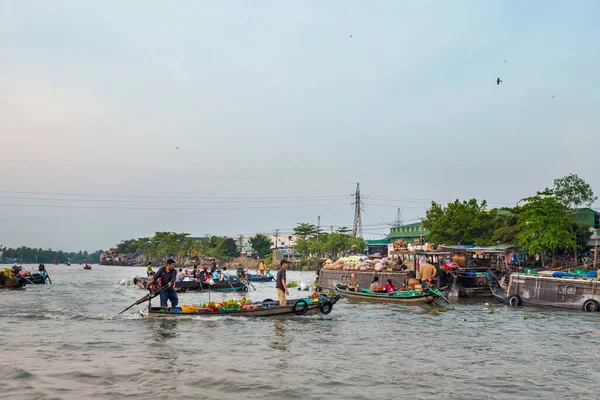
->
xmin=2 ymin=174 xmax=597 ymax=270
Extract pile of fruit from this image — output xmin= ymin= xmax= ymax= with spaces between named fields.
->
xmin=322 ymin=257 xmax=392 ymax=272
xmin=308 ymin=292 xmax=321 ymax=300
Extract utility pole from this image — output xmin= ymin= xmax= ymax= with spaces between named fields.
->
xmin=330 ymin=225 xmax=333 ymax=233
xmin=594 ymin=229 xmax=598 ymax=270
xmin=352 ymin=183 xmax=363 ymax=238
xmin=317 ymin=216 xmax=321 ymax=242
xmin=419 ymin=218 xmax=424 ymax=248
xmin=394 ymin=208 xmax=403 ymax=227
xmin=274 ymin=229 xmax=280 ymax=249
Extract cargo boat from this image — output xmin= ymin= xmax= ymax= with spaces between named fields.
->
xmin=490 ymin=272 xmax=600 ymax=312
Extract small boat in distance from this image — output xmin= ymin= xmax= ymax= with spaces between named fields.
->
xmin=335 ymin=284 xmax=441 ymax=304
xmin=83 ymin=264 xmax=92 ymax=270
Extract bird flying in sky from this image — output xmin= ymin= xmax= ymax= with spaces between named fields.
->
xmin=497 ymin=78 xmax=502 ymax=85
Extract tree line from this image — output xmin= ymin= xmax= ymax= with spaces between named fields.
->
xmin=292 ymin=223 xmax=367 ymax=257
xmin=423 ymin=173 xmax=597 ymax=264
xmin=0 ymin=247 xmax=103 ymax=264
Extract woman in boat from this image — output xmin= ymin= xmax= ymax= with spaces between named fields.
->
xmin=370 ymin=276 xmax=380 ymax=292
xmin=347 ymin=273 xmax=359 ymax=292
xmin=146 ymin=262 xmax=153 ymax=276
xmin=385 ymin=279 xmax=396 ymax=293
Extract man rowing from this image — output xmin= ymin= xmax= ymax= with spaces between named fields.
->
xmin=148 ymin=259 xmax=178 ymax=309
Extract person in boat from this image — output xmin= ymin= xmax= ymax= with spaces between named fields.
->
xmin=191 ymin=265 xmax=198 ymax=279
xmin=211 ymin=267 xmax=219 ymax=281
xmin=177 ymin=268 xmax=188 ymax=281
xmin=198 ymin=266 xmax=209 ymax=282
xmin=222 ymin=267 xmax=230 ymax=281
xmin=370 ymin=276 xmax=380 ymax=292
xmin=385 ymin=279 xmax=396 ymax=293
xmin=146 ymin=262 xmax=153 ymax=276
xmin=148 ymin=259 xmax=178 ymax=309
xmin=347 ymin=273 xmax=359 ymax=292
xmin=38 ymin=264 xmax=48 ymax=279
xmin=258 ymin=260 xmax=266 ymax=277
xmin=276 ymin=259 xmax=290 ymax=307
xmin=419 ymin=258 xmax=437 ymax=289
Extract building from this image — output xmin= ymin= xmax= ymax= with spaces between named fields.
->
xmin=366 ymin=239 xmax=390 ymax=257
xmin=387 ymin=221 xmax=429 ymax=247
xmin=577 ymin=208 xmax=600 ymax=230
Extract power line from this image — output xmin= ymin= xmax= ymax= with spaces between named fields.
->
xmin=0 ymin=203 xmax=351 ymax=211
xmin=0 ymin=190 xmax=351 ymax=201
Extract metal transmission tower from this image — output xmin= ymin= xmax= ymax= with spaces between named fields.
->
xmin=352 ymin=183 xmax=363 ymax=238
xmin=393 ymin=208 xmax=403 ymax=227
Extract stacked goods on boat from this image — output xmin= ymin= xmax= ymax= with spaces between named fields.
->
xmin=322 ymin=256 xmax=391 ymax=272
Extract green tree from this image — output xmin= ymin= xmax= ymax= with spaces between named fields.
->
xmin=249 ymin=234 xmax=272 ymax=258
xmin=423 ymin=199 xmax=499 ymax=245
xmin=293 ymin=223 xmax=318 ymax=240
xmin=553 ymin=173 xmax=597 ymax=209
xmin=516 ymin=189 xmax=575 ymax=267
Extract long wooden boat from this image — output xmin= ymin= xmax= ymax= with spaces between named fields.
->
xmin=142 ymin=294 xmax=341 ymax=318
xmin=246 ymin=273 xmax=274 ymax=282
xmin=133 ymin=276 xmax=247 ymax=292
xmin=176 ymin=279 xmax=247 ymax=292
xmin=335 ymin=284 xmax=440 ymax=304
xmin=489 ymin=272 xmax=600 ymax=312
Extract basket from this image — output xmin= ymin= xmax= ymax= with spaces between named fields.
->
xmin=219 ymin=307 xmax=238 ymax=312
xmin=181 ymin=305 xmax=199 ymax=313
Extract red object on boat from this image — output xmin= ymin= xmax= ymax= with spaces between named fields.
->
xmin=443 ymin=261 xmax=459 ymax=271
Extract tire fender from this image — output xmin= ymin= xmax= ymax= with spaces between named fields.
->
xmin=508 ymin=295 xmax=521 ymax=307
xmin=319 ymin=300 xmax=333 ymax=315
xmin=583 ymin=299 xmax=599 ymax=312
xmin=292 ymin=299 xmax=309 ymax=315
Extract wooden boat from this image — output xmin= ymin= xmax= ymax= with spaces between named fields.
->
xmin=176 ymin=279 xmax=247 ymax=292
xmin=24 ymin=273 xmax=48 ymax=284
xmin=489 ymin=272 xmax=600 ymax=312
xmin=0 ymin=277 xmax=27 ymax=290
xmin=133 ymin=276 xmax=247 ymax=292
xmin=83 ymin=265 xmax=92 ymax=270
xmin=246 ymin=273 xmax=274 ymax=282
xmin=142 ymin=294 xmax=341 ymax=318
xmin=335 ymin=284 xmax=440 ymax=304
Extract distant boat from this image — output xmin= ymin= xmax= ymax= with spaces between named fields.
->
xmin=65 ymin=262 xmax=71 ymax=266
xmin=83 ymin=264 xmax=92 ymax=270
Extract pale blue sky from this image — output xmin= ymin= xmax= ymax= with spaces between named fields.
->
xmin=1 ymin=1 xmax=599 ymax=251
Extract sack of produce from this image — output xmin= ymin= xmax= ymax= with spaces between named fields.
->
xmin=374 ymin=263 xmax=383 ymax=272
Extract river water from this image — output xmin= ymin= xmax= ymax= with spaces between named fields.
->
xmin=0 ymin=265 xmax=599 ymax=400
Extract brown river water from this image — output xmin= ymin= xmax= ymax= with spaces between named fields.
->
xmin=0 ymin=265 xmax=599 ymax=399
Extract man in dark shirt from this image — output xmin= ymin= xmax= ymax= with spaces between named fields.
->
xmin=276 ymin=259 xmax=289 ymax=306
xmin=149 ymin=258 xmax=178 ymax=308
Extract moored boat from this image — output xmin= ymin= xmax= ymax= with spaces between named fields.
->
xmin=142 ymin=294 xmax=341 ymax=318
xmin=490 ymin=271 xmax=600 ymax=312
xmin=335 ymin=283 xmax=441 ymax=304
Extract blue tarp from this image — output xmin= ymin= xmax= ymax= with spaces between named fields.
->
xmin=552 ymin=271 xmax=598 ymax=278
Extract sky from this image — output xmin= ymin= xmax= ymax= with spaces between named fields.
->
xmin=1 ymin=0 xmax=599 ymax=252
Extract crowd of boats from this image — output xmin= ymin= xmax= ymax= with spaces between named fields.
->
xmin=4 ymin=249 xmax=600 ymax=317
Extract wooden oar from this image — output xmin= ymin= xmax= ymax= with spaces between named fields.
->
xmin=117 ymin=286 xmax=167 ymax=315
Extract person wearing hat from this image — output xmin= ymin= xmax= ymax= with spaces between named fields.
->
xmin=146 ymin=262 xmax=153 ymax=276
xmin=148 ymin=259 xmax=178 ymax=308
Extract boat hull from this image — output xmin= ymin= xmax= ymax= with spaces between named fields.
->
xmin=143 ymin=295 xmax=341 ymax=318
xmin=506 ymin=273 xmax=600 ymax=311
xmin=335 ymin=284 xmax=438 ymax=304
xmin=246 ymin=275 xmax=274 ymax=282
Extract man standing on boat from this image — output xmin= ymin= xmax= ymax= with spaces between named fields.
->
xmin=420 ymin=258 xmax=437 ymax=289
xmin=276 ymin=259 xmax=289 ymax=307
xmin=148 ymin=259 xmax=178 ymax=309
